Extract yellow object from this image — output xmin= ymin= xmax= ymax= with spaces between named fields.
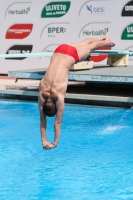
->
xmin=107 ymin=54 xmax=129 ymax=67
xmin=71 ymin=61 xmax=94 ymax=71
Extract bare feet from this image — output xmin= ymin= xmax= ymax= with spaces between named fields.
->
xmin=101 ymin=36 xmax=108 ymax=40
xmin=42 ymin=141 xmax=57 ymax=150
xmin=101 ymin=36 xmax=115 ymax=47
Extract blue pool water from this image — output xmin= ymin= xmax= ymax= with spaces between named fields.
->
xmin=0 ymin=100 xmax=133 ymax=200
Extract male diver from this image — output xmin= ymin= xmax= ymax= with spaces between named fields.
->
xmin=38 ymin=36 xmax=115 ymax=150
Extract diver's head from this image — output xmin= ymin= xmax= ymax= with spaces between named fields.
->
xmin=43 ymin=97 xmax=57 ymax=117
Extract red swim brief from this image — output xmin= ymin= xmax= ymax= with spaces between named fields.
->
xmin=54 ymin=44 xmax=79 ymax=63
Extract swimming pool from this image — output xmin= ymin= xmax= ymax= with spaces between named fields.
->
xmin=0 ymin=100 xmax=133 ymax=200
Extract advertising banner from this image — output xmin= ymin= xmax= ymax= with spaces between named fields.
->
xmin=0 ymin=0 xmax=133 ymax=73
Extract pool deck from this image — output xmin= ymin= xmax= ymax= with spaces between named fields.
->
xmin=0 ymin=64 xmax=133 ymax=107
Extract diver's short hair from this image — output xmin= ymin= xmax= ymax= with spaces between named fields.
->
xmin=43 ymin=97 xmax=57 ymax=117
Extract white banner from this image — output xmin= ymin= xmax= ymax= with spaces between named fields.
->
xmin=0 ymin=0 xmax=133 ymax=73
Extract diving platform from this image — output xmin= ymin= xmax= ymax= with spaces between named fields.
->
xmin=8 ymin=64 xmax=133 ymax=84
xmin=6 ymin=49 xmax=133 ymax=84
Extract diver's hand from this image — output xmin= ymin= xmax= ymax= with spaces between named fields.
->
xmin=42 ymin=141 xmax=57 ymax=150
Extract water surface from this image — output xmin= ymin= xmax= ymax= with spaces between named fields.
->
xmin=0 ymin=100 xmax=133 ymax=200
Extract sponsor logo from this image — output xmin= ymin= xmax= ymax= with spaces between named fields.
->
xmin=83 ymin=28 xmax=109 ymax=36
xmin=121 ymin=1 xmax=133 ymax=16
xmin=40 ymin=45 xmax=58 ymax=59
xmin=41 ymin=1 xmax=71 ymax=18
xmin=90 ymin=46 xmax=111 ymax=62
xmin=6 ymin=45 xmax=33 ymax=60
xmin=6 ymin=24 xmax=33 ymax=39
xmin=86 ymin=5 xmax=105 ymax=14
xmin=48 ymin=26 xmax=66 ymax=37
xmin=79 ymin=0 xmax=109 ymax=16
xmin=79 ymin=22 xmax=111 ymax=62
xmin=121 ymin=24 xmax=133 ymax=40
xmin=40 ymin=22 xmax=70 ymax=38
xmin=8 ymin=7 xmax=30 ymax=15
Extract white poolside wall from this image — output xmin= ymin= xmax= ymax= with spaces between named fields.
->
xmin=0 ymin=0 xmax=133 ymax=73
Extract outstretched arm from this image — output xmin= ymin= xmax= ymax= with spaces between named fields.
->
xmin=38 ymin=104 xmax=47 ymax=144
xmin=38 ymin=93 xmax=55 ymax=150
xmin=53 ymin=95 xmax=64 ymax=147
